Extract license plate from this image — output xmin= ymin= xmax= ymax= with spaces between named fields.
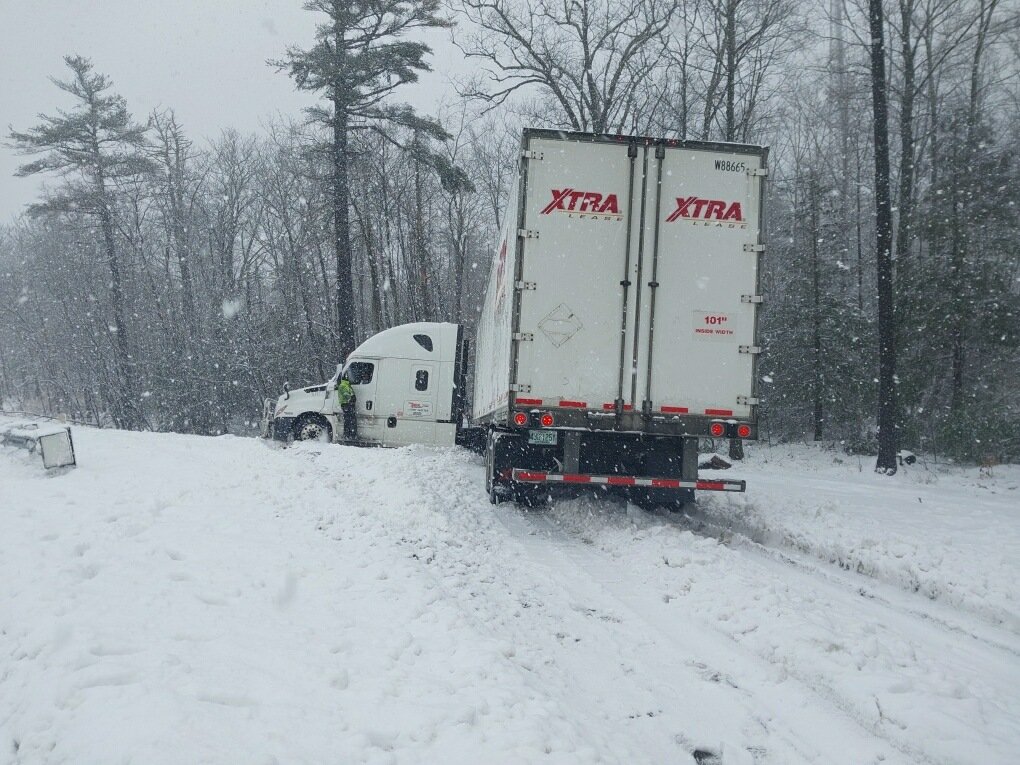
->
xmin=528 ymin=429 xmax=557 ymax=446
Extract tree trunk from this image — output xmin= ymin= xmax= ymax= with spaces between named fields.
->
xmin=724 ymin=0 xmax=737 ymax=141
xmin=451 ymin=197 xmax=467 ymax=325
xmin=895 ymin=0 xmax=917 ymax=286
xmin=333 ymin=100 xmax=356 ymax=362
xmin=855 ymin=135 xmax=864 ymax=314
xmin=869 ymin=0 xmax=899 ymax=474
xmin=950 ymin=0 xmax=998 ymax=414
xmin=96 ymin=181 xmax=139 ymax=429
xmin=810 ymin=173 xmax=824 ymax=441
xmin=290 ymin=230 xmax=325 ymax=382
xmin=353 ymin=196 xmax=385 ymax=335
xmin=412 ymin=136 xmax=433 ymax=321
xmin=170 ymin=177 xmax=197 ymax=336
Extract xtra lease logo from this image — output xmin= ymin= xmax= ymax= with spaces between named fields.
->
xmin=666 ymin=196 xmax=746 ymax=227
xmin=541 ymin=189 xmax=623 ymax=220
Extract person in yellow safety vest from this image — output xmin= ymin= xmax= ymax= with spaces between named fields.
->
xmin=337 ymin=374 xmax=357 ymax=440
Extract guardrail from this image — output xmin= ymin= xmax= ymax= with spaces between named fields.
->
xmin=0 ymin=422 xmax=77 ymax=469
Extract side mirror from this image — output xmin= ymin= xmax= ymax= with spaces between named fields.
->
xmin=283 ymin=381 xmax=290 ymax=400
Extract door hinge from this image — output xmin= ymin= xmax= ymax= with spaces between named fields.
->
xmin=522 ymin=149 xmax=544 ymax=160
xmin=510 ymin=383 xmax=532 ymax=393
xmin=515 ymin=280 xmax=536 ymax=291
xmin=518 ymin=228 xmax=539 ymax=239
xmin=741 ymin=294 xmax=764 ymax=304
xmin=513 ymin=332 xmax=534 ymax=342
xmin=748 ymin=167 xmax=769 ymax=177
xmin=738 ymin=345 xmax=762 ymax=355
xmin=737 ymin=395 xmax=760 ymax=406
xmin=743 ymin=243 xmax=765 ymax=253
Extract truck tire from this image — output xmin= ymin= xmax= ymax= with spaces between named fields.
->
xmin=293 ymin=413 xmax=332 ymax=443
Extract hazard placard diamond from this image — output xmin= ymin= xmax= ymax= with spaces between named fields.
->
xmin=538 ymin=303 xmax=583 ymax=347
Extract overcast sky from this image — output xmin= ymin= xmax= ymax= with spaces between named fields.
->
xmin=0 ymin=0 xmax=461 ymax=223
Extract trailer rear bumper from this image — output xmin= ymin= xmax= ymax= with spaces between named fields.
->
xmin=511 ymin=469 xmax=745 ymax=492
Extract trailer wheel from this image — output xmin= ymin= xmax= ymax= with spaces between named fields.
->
xmin=488 ymin=483 xmax=504 ymax=505
xmin=486 ymin=461 xmax=508 ymax=505
xmin=486 ymin=428 xmax=520 ymax=504
xmin=293 ymin=414 xmax=332 ymax=443
xmin=485 ymin=430 xmax=501 ymax=504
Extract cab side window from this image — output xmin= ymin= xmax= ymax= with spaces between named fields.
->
xmin=348 ymin=362 xmax=374 ymax=385
xmin=414 ymin=369 xmax=429 ymax=392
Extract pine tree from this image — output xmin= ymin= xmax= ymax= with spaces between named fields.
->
xmin=9 ymin=55 xmax=153 ymax=428
xmin=272 ymin=0 xmax=455 ymax=361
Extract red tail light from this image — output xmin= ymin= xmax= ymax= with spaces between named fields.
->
xmin=513 ymin=412 xmax=529 ymax=427
xmin=736 ymin=423 xmax=752 ymax=438
xmin=709 ymin=421 xmax=726 ymax=437
xmin=540 ymin=412 xmax=554 ymax=427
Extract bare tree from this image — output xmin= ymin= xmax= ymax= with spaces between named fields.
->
xmin=150 ymin=109 xmax=204 ymax=336
xmin=694 ymin=0 xmax=800 ymax=141
xmin=456 ymin=0 xmax=675 ymax=132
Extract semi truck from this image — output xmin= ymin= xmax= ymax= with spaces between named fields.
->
xmin=262 ymin=128 xmax=767 ymax=507
xmin=261 ymin=322 xmax=469 ymax=448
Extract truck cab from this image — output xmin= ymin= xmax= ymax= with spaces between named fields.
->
xmin=262 ymin=322 xmax=468 ymax=448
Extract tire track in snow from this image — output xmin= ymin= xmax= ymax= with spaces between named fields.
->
xmin=307 ymin=444 xmax=697 ymax=761
xmin=673 ymin=507 xmax=1020 ymax=660
xmin=694 ymin=464 xmax=1020 ymax=635
xmin=309 ymin=445 xmax=903 ymax=764
xmin=496 ymin=505 xmax=910 ymax=765
xmin=526 ymin=493 xmax=1020 ymax=765
xmin=306 ymin=446 xmax=799 ymax=761
xmin=294 ymin=443 xmax=1018 ymax=764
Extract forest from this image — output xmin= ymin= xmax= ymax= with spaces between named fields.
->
xmin=1 ymin=0 xmax=1017 ymax=464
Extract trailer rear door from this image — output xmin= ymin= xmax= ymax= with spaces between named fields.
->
xmin=513 ymin=136 xmax=641 ymax=410
xmin=633 ymin=146 xmax=765 ymax=420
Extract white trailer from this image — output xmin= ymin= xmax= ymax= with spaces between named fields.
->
xmin=473 ymin=129 xmax=767 ymax=506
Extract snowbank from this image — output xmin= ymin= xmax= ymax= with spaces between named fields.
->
xmin=697 ymin=445 xmax=1020 ymax=633
xmin=2 ymin=424 xmax=1018 ymax=764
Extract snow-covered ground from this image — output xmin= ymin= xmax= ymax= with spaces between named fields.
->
xmin=2 ymin=422 xmax=1018 ymax=764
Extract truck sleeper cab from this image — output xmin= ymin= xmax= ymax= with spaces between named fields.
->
xmin=262 ymin=322 xmax=467 ymax=448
